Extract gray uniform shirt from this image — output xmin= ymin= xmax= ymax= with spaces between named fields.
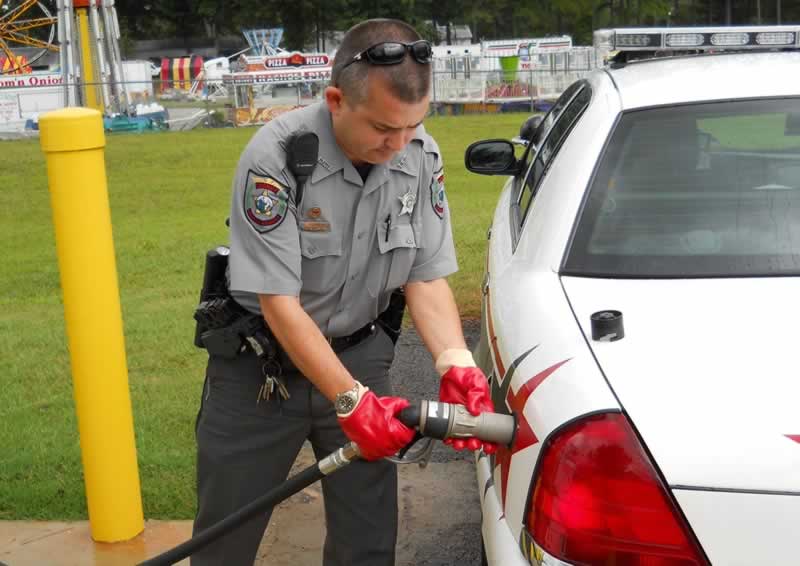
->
xmin=228 ymin=102 xmax=458 ymax=338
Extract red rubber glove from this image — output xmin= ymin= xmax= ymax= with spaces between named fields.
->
xmin=439 ymin=366 xmax=498 ymax=455
xmin=338 ymin=391 xmax=416 ymax=461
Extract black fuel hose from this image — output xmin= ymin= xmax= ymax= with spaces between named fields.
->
xmin=138 ymin=402 xmax=514 ymax=565
xmin=139 ymin=464 xmax=325 ymax=566
xmin=137 ymin=410 xmax=422 ymax=565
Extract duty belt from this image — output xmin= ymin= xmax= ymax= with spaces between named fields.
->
xmin=326 ymin=322 xmax=377 ymax=353
xmin=277 ymin=321 xmax=377 ymax=374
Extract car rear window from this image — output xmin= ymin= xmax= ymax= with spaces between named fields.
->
xmin=564 ymin=98 xmax=800 ymax=277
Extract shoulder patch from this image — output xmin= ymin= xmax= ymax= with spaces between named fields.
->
xmin=243 ymin=171 xmax=290 ymax=233
xmin=430 ymin=170 xmax=446 ymax=219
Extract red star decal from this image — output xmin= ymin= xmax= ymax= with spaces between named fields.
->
xmin=787 ymin=435 xmax=800 ymax=443
xmin=494 ymin=359 xmax=570 ymax=507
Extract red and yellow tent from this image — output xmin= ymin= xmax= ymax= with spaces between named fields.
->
xmin=159 ymin=55 xmax=203 ymax=92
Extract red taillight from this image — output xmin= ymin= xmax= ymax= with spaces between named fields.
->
xmin=527 ymin=412 xmax=708 ymax=566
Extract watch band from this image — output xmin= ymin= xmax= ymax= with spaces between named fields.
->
xmin=335 ymin=381 xmax=367 ymax=417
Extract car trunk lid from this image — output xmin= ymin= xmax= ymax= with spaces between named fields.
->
xmin=561 ymin=276 xmax=800 ymax=493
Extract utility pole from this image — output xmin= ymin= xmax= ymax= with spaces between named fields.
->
xmin=777 ymin=0 xmax=782 ymax=24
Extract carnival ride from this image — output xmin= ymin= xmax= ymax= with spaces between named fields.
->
xmin=57 ymin=0 xmax=132 ymax=116
xmin=0 ymin=0 xmax=58 ymax=74
xmin=0 ymin=0 xmax=169 ymax=132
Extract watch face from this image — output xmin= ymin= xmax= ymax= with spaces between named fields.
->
xmin=336 ymin=384 xmax=362 ymax=415
xmin=336 ymin=392 xmax=357 ymax=414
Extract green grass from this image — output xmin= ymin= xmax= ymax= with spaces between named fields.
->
xmin=0 ymin=112 xmax=524 ymax=520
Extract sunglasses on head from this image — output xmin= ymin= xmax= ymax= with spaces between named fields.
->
xmin=339 ymin=40 xmax=433 ymax=73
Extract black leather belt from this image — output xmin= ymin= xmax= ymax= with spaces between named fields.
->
xmin=274 ymin=321 xmax=378 ymax=374
xmin=327 ymin=322 xmax=377 ymax=353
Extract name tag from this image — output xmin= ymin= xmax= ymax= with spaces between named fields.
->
xmin=300 ymin=221 xmax=331 ymax=232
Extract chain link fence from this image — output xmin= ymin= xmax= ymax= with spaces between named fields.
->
xmin=432 ymin=47 xmax=600 ymax=112
xmin=0 ymin=49 xmax=603 ymax=135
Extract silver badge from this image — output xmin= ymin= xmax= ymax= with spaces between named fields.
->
xmin=398 ymin=189 xmax=416 ymax=215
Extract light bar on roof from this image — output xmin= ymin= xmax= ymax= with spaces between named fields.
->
xmin=594 ymin=25 xmax=800 ymax=52
xmin=757 ymin=32 xmax=796 ymax=45
xmin=614 ymin=33 xmax=657 ymax=47
xmin=665 ymin=33 xmax=704 ymax=47
xmin=711 ymin=32 xmax=749 ymax=46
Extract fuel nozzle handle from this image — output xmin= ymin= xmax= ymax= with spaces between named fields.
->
xmin=398 ymin=400 xmax=515 ymax=446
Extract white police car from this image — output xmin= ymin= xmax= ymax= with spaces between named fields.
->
xmin=466 ymin=26 xmax=800 ymax=566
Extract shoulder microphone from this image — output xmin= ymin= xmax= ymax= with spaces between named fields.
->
xmin=286 ymin=132 xmax=319 ymax=208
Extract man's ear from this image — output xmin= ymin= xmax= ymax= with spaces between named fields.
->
xmin=325 ymin=86 xmax=344 ymax=115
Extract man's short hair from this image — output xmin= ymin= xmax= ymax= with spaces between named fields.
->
xmin=331 ymin=19 xmax=431 ymax=105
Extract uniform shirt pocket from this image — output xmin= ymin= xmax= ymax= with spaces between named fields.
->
xmin=368 ymin=222 xmax=418 ymax=297
xmin=300 ymin=230 xmax=343 ymax=294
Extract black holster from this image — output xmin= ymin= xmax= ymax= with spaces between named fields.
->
xmin=192 ymin=246 xmax=277 ymax=361
xmin=198 ymin=311 xmax=276 ymax=359
xmin=193 ymin=246 xmax=232 ymax=348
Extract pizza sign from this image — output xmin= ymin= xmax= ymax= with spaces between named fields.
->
xmin=264 ymin=53 xmax=330 ymax=69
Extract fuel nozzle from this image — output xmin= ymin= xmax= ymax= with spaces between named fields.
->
xmin=398 ymin=400 xmax=516 ymax=446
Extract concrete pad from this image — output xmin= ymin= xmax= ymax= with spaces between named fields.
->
xmin=0 ymin=520 xmax=193 ymax=565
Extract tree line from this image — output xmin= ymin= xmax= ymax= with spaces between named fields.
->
xmin=114 ymin=0 xmax=798 ymax=49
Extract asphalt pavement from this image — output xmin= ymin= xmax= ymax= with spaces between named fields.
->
xmin=389 ymin=318 xmax=484 ymax=564
xmin=253 ymin=319 xmax=485 ymax=566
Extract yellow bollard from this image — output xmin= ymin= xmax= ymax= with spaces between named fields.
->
xmin=39 ymin=108 xmax=144 ymax=542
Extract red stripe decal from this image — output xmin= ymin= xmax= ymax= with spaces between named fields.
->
xmin=496 ymin=359 xmax=570 ymax=507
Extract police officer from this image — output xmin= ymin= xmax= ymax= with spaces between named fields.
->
xmin=192 ymin=18 xmax=496 ymax=566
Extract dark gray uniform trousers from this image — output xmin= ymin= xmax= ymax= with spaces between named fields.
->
xmin=192 ymin=325 xmax=398 ymax=566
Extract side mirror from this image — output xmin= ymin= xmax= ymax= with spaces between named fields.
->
xmin=464 ymin=139 xmax=520 ymax=176
xmin=519 ymin=115 xmax=543 ymax=142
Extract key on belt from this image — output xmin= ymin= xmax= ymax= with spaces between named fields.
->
xmin=257 ymin=359 xmax=290 ymax=403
